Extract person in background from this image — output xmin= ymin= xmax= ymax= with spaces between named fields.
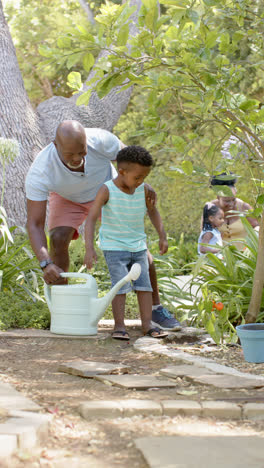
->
xmin=25 ymin=120 xmax=181 ymax=330
xmin=209 ymin=173 xmax=259 ymax=250
xmin=198 ymin=203 xmax=224 ymax=258
xmin=84 ymin=145 xmax=171 ymax=340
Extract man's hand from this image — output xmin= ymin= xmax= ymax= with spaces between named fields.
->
xmin=145 ymin=183 xmax=157 ymax=207
xmin=159 ymin=237 xmax=168 ymax=255
xmin=43 ymin=263 xmax=64 ymax=284
xmin=84 ymin=248 xmax=97 ymax=270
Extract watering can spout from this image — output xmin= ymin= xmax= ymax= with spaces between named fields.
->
xmin=94 ymin=263 xmax=142 ymax=322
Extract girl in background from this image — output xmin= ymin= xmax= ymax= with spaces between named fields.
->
xmin=198 ymin=203 xmax=224 ymax=258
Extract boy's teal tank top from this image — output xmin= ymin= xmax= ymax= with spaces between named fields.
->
xmin=99 ymin=179 xmax=147 ymax=252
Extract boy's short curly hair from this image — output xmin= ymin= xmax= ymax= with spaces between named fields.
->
xmin=116 ymin=145 xmax=153 ymax=167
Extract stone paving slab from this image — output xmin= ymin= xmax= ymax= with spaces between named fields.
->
xmin=94 ymin=374 xmax=177 ymax=390
xmin=0 ymin=434 xmax=17 ymax=458
xmin=161 ymin=400 xmax=202 ymax=417
xmin=79 ymin=400 xmax=162 ymax=419
xmin=134 ymin=435 xmax=264 ymax=468
xmin=193 ymin=374 xmax=264 ymax=389
xmin=121 ymin=399 xmax=162 ymax=417
xmin=0 ymin=381 xmax=41 ymax=411
xmin=134 ymin=337 xmax=264 ymax=382
xmin=243 ymin=403 xmax=264 ymax=420
xmin=0 ymin=411 xmax=52 ymax=451
xmin=0 ymin=378 xmax=52 ymax=459
xmin=79 ymin=400 xmax=123 ymax=419
xmin=159 ymin=364 xmax=215 ymax=379
xmin=58 ymin=360 xmax=130 ymax=378
xmin=201 ymin=401 xmax=241 ymax=419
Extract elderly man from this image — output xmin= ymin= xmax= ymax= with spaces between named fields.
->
xmin=26 ymin=120 xmax=181 ymax=331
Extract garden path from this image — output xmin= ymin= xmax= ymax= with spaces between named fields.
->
xmin=0 ymin=322 xmax=264 ymax=467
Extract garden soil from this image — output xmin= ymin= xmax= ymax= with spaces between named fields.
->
xmin=1 ymin=325 xmax=264 ymax=468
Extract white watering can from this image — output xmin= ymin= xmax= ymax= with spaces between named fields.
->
xmin=44 ymin=263 xmax=141 ymax=335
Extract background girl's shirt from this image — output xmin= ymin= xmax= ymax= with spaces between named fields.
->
xmin=198 ymin=227 xmax=223 ymax=257
xmin=99 ymin=180 xmax=147 ymax=252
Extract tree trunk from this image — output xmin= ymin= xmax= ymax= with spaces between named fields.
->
xmin=0 ymin=0 xmax=136 ymax=225
xmin=0 ymin=0 xmax=45 ymax=225
xmin=245 ymin=210 xmax=264 ymax=323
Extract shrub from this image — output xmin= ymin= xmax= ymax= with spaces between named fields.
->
xmin=0 ymin=290 xmax=50 ymax=330
xmin=180 ymin=220 xmax=261 ymax=343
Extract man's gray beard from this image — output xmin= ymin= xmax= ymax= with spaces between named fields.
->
xmin=67 ymin=159 xmax=84 ymax=170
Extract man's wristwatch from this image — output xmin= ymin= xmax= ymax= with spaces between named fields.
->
xmin=39 ymin=259 xmax=53 ymax=270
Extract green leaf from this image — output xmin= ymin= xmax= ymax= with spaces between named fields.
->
xmin=57 ymin=36 xmax=72 ymax=49
xmin=144 ymin=4 xmax=159 ymax=32
xmin=146 ymin=132 xmax=165 ymax=148
xmin=38 ymin=45 xmax=53 ymax=58
xmin=239 ymin=99 xmax=260 ymax=111
xmin=83 ymin=52 xmax=95 ymax=72
xmin=181 ymin=160 xmax=193 ymax=176
xmin=165 ymin=167 xmax=185 ymax=178
xmin=142 ymin=0 xmax=158 ymax=6
xmin=67 ymin=71 xmax=82 ymax=91
xmin=76 ymin=25 xmax=95 ymax=41
xmin=116 ymin=24 xmax=129 ymax=46
xmin=160 ymin=0 xmax=188 ymax=4
xmin=214 ymin=55 xmax=230 ymax=67
xmin=256 ymin=194 xmax=264 ymax=205
xmin=172 ymin=136 xmax=186 ymax=152
xmin=205 ymin=31 xmax=219 ymax=48
xmin=66 ymin=52 xmax=83 ymax=69
xmin=219 ymin=32 xmax=230 ymax=53
xmin=203 ymin=0 xmax=220 ymax=5
xmin=187 ymin=9 xmax=199 ymax=24
xmin=76 ymin=90 xmax=92 ymax=106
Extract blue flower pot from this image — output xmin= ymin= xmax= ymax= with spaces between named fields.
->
xmin=236 ymin=323 xmax=264 ymax=363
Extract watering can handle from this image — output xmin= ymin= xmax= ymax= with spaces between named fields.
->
xmin=60 ymin=272 xmax=92 ymax=284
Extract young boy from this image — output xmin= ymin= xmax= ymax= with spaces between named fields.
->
xmin=84 ymin=145 xmax=169 ymax=340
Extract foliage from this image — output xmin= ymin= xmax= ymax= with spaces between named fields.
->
xmin=0 ymin=137 xmax=42 ymax=298
xmin=0 ymin=290 xmax=50 ymax=330
xmin=0 ymin=212 xmax=43 ymax=298
xmin=150 ymin=234 xmax=197 ymax=274
xmin=4 ymin=0 xmax=95 ymax=105
xmin=67 ymin=0 xmax=264 ymax=163
xmin=172 ymin=219 xmax=262 ymax=343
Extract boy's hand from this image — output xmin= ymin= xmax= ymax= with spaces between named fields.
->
xmin=145 ymin=183 xmax=157 ymax=207
xmin=159 ymin=238 xmax=168 ymax=255
xmin=84 ymin=248 xmax=97 ymax=269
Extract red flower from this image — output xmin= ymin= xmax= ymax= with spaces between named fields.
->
xmin=215 ymin=302 xmax=224 ymax=311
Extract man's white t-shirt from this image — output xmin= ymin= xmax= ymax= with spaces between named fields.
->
xmin=25 ymin=128 xmax=120 ymax=203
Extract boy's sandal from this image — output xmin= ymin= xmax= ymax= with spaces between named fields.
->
xmin=144 ymin=327 xmax=169 ymax=339
xmin=111 ymin=330 xmax=130 ymax=341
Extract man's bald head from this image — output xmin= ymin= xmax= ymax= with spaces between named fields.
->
xmin=54 ymin=121 xmax=87 ymax=170
xmin=55 ymin=120 xmax=86 ymax=144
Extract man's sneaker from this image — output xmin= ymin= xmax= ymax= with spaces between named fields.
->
xmin=151 ymin=306 xmax=182 ymax=331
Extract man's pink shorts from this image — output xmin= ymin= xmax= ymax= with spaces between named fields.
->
xmin=48 ymin=192 xmax=94 ymax=240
